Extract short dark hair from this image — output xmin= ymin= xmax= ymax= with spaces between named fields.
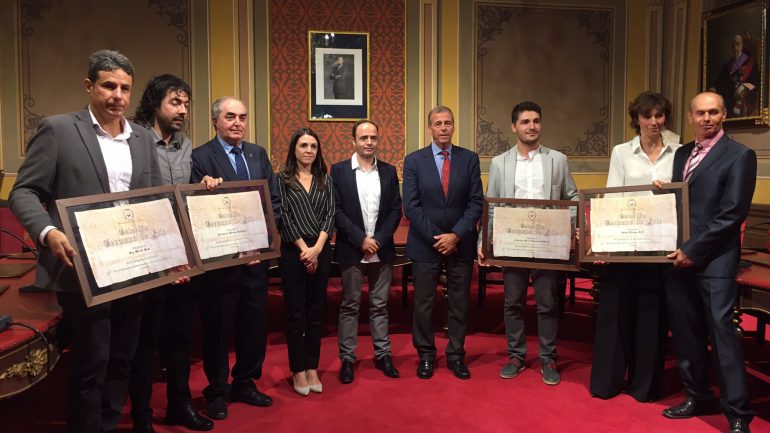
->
xmin=511 ymin=101 xmax=542 ymax=124
xmin=351 ymin=120 xmax=379 ymax=138
xmin=134 ymin=74 xmax=191 ymax=125
xmin=628 ymin=91 xmax=671 ymax=134
xmin=427 ymin=105 xmax=454 ymax=125
xmin=87 ymin=49 xmax=135 ymax=83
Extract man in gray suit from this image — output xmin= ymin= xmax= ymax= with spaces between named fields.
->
xmin=478 ymin=101 xmax=577 ymax=386
xmin=10 ymin=50 xmax=163 ymax=433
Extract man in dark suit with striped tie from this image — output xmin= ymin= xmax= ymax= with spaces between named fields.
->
xmin=190 ymin=97 xmax=281 ymax=420
xmin=402 ymin=106 xmax=484 ymax=380
xmin=659 ymin=92 xmax=756 ymax=433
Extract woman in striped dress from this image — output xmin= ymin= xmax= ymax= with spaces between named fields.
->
xmin=278 ymin=127 xmax=335 ymax=396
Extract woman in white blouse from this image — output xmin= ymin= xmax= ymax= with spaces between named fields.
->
xmin=590 ymin=92 xmax=681 ymax=402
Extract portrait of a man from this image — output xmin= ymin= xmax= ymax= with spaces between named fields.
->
xmin=708 ymin=33 xmax=760 ymax=117
xmin=326 ymin=55 xmax=353 ymax=99
xmin=702 ymin=0 xmax=767 ymax=124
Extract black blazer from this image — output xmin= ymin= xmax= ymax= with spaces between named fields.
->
xmin=402 ymin=145 xmax=483 ymax=262
xmin=191 ymin=137 xmax=281 ymax=227
xmin=672 ymin=134 xmax=756 ymax=278
xmin=331 ymin=158 xmax=402 ymax=266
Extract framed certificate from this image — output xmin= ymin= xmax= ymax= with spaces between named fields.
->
xmin=578 ymin=182 xmax=690 ymax=263
xmin=175 ymin=180 xmax=281 ymax=271
xmin=480 ymin=198 xmax=580 ymax=271
xmin=56 ymin=185 xmax=204 ymax=307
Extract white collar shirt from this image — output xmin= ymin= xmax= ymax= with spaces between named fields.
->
xmin=513 ymin=147 xmax=545 ymax=199
xmin=352 ymin=153 xmax=381 ymax=263
xmin=89 ymin=107 xmax=133 ymax=193
xmin=606 ymin=135 xmax=681 ymax=188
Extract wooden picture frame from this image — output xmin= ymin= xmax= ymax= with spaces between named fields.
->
xmin=56 ymin=185 xmax=203 ymax=307
xmin=175 ymin=180 xmax=281 ymax=271
xmin=578 ymin=182 xmax=690 ymax=263
xmin=480 ymin=198 xmax=580 ymax=271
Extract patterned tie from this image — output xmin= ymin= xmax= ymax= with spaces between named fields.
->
xmin=440 ymin=150 xmax=450 ymax=198
xmin=684 ymin=143 xmax=704 ymax=181
xmin=230 ymin=146 xmax=249 ymax=180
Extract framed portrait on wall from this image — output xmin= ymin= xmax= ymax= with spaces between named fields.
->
xmin=308 ymin=31 xmax=369 ymax=121
xmin=702 ymin=0 xmax=769 ymax=127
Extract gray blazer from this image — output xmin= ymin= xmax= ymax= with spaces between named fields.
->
xmin=481 ymin=145 xmax=578 ymax=247
xmin=9 ymin=108 xmax=162 ymax=293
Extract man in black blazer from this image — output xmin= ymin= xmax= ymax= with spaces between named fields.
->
xmin=190 ymin=96 xmax=281 ymax=420
xmin=10 ymin=50 xmax=163 ymax=433
xmin=660 ymin=92 xmax=756 ymax=433
xmin=331 ymin=120 xmax=403 ymax=384
xmin=402 ymin=106 xmax=484 ymax=380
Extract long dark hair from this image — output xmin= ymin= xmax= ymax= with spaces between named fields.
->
xmin=279 ymin=127 xmax=328 ymax=191
xmin=134 ymin=74 xmax=192 ymax=125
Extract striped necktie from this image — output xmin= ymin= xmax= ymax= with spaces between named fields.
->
xmin=440 ymin=150 xmax=450 ymax=198
xmin=684 ymin=143 xmax=704 ymax=181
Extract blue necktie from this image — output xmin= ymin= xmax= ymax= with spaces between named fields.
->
xmin=230 ymin=146 xmax=249 ymax=180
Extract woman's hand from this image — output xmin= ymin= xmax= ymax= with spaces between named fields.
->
xmin=299 ymin=244 xmax=322 ymax=265
xmin=305 ymin=258 xmax=318 ymax=274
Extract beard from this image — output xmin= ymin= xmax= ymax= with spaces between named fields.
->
xmin=156 ymin=115 xmax=185 ymax=136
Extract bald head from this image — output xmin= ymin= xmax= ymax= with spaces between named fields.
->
xmin=689 ymin=92 xmax=725 ymax=113
xmin=687 ymin=92 xmax=726 ymax=142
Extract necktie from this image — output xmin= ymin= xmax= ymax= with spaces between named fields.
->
xmin=231 ymin=146 xmax=249 ymax=180
xmin=684 ymin=143 xmax=704 ymax=181
xmin=440 ymin=150 xmax=450 ymax=198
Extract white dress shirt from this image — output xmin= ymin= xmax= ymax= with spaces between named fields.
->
xmin=90 ymin=108 xmax=133 ymax=193
xmin=352 ymin=153 xmax=381 ymax=263
xmin=606 ymin=134 xmax=681 ymax=188
xmin=513 ymin=147 xmax=545 ymax=199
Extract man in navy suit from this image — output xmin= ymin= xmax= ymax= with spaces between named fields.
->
xmin=331 ymin=120 xmax=403 ymax=384
xmin=402 ymin=106 xmax=483 ymax=380
xmin=190 ymin=96 xmax=281 ymax=420
xmin=659 ymin=92 xmax=756 ymax=433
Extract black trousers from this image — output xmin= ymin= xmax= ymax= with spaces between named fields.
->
xmin=590 ymin=264 xmax=666 ymax=402
xmin=198 ymin=262 xmax=270 ymax=401
xmin=667 ymin=268 xmax=754 ymax=423
xmin=411 ymin=256 xmax=473 ymax=362
xmin=129 ymin=283 xmax=197 ymax=421
xmin=279 ymin=241 xmax=331 ymax=373
xmin=57 ymin=292 xmax=143 ymax=433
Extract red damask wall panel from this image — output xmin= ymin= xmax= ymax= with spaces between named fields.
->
xmin=269 ymin=0 xmax=406 ymax=176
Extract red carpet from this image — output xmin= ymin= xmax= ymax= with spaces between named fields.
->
xmin=2 ymin=276 xmax=769 ymax=433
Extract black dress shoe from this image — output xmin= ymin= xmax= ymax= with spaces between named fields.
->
xmin=375 ymin=355 xmax=400 ymax=378
xmin=729 ymin=419 xmax=751 ymax=433
xmin=205 ymin=397 xmax=228 ymax=420
xmin=232 ymin=384 xmax=273 ymax=407
xmin=447 ymin=359 xmax=471 ymax=380
xmin=167 ymin=403 xmax=214 ymax=431
xmin=662 ymin=398 xmax=714 ymax=419
xmin=132 ymin=419 xmax=155 ymax=433
xmin=339 ymin=360 xmax=355 ymax=384
xmin=416 ymin=359 xmax=434 ymax=379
